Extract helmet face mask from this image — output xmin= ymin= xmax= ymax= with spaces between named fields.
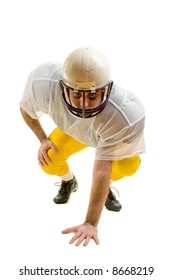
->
xmin=60 ymin=47 xmax=113 ymax=118
xmin=60 ymin=80 xmax=113 ymax=118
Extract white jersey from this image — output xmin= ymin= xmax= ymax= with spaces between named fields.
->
xmin=20 ymin=62 xmax=145 ymax=160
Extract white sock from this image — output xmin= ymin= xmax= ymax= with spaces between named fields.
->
xmin=59 ymin=171 xmax=74 ymax=181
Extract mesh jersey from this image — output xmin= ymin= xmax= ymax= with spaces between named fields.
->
xmin=20 ymin=62 xmax=145 ymax=160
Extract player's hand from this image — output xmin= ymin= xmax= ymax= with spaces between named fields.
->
xmin=38 ymin=139 xmax=57 ymax=166
xmin=62 ymin=223 xmax=99 ymax=246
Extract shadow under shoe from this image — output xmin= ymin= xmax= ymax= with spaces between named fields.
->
xmin=105 ymin=189 xmax=122 ymax=212
xmin=53 ymin=176 xmax=78 ymax=204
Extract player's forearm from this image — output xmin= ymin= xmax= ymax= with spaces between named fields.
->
xmin=20 ymin=107 xmax=48 ymax=143
xmin=84 ymin=160 xmax=112 ymax=227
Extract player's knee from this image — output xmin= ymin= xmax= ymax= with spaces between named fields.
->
xmin=121 ymin=155 xmax=141 ymax=176
xmin=41 ymin=162 xmax=69 ymax=176
xmin=41 ymin=150 xmax=69 ymax=176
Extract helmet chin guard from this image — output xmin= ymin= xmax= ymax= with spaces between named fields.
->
xmin=61 ymin=47 xmax=113 ymax=118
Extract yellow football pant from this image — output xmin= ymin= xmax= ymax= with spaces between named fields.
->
xmin=41 ymin=128 xmax=141 ymax=181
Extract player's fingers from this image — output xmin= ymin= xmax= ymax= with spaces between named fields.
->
xmin=68 ymin=232 xmax=83 ymax=245
xmin=62 ymin=226 xmax=77 ymax=234
xmin=93 ymin=234 xmax=99 ymax=245
xmin=38 ymin=155 xmax=48 ymax=166
xmin=73 ymin=233 xmax=89 ymax=246
xmin=42 ymin=151 xmax=51 ymax=163
xmin=83 ymin=235 xmax=91 ymax=246
xmin=51 ymin=143 xmax=58 ymax=153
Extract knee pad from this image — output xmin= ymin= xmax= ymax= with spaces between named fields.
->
xmin=41 ymin=148 xmax=69 ymax=176
xmin=119 ymin=155 xmax=141 ymax=176
xmin=110 ymin=155 xmax=141 ymax=181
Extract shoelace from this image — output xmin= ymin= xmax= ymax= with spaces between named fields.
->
xmin=110 ymin=185 xmax=120 ymax=197
xmin=54 ymin=181 xmax=62 ymax=188
xmin=54 ymin=181 xmax=68 ymax=191
xmin=54 ymin=181 xmax=71 ymax=195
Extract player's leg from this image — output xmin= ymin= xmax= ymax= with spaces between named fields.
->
xmin=41 ymin=127 xmax=88 ymax=203
xmin=110 ymin=155 xmax=141 ymax=181
xmin=41 ymin=127 xmax=87 ymax=176
xmin=105 ymin=156 xmax=141 ymax=211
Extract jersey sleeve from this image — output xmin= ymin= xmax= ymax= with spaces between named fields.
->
xmin=19 ymin=71 xmax=40 ymax=118
xmin=19 ymin=62 xmax=62 ymax=119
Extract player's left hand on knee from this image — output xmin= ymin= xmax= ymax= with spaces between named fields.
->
xmin=62 ymin=223 xmax=99 ymax=246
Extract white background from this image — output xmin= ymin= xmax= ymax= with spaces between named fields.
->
xmin=0 ymin=0 xmax=172 ymax=279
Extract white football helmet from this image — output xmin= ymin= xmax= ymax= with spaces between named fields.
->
xmin=60 ymin=47 xmax=113 ymax=118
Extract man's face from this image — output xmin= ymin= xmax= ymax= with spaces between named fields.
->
xmin=60 ymin=79 xmax=113 ymax=118
xmin=68 ymin=88 xmax=106 ymax=110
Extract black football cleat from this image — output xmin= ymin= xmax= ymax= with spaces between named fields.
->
xmin=53 ymin=176 xmax=78 ymax=204
xmin=105 ymin=189 xmax=122 ymax=212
